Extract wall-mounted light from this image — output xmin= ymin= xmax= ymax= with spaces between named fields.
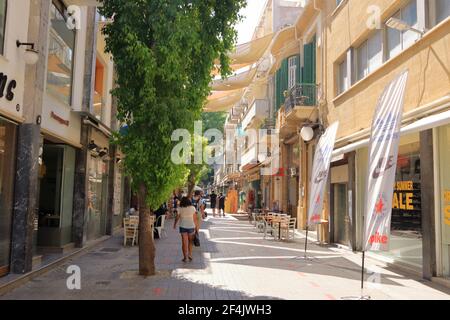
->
xmin=16 ymin=40 xmax=39 ymax=65
xmin=385 ymin=17 xmax=425 ymax=37
xmin=98 ymin=148 xmax=109 ymax=158
xmin=300 ymin=123 xmax=324 ymax=142
xmin=88 ymin=140 xmax=98 ymax=151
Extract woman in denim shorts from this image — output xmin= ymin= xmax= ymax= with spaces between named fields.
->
xmin=173 ymin=197 xmax=199 ymax=262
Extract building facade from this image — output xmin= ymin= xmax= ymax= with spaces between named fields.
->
xmin=0 ymin=0 xmax=129 ymax=278
xmin=214 ymin=0 xmax=450 ymax=284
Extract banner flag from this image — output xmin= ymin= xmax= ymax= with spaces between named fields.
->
xmin=364 ymin=70 xmax=409 ymax=251
xmin=307 ymin=122 xmax=339 ymax=226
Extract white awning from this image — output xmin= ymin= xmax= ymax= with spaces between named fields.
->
xmin=228 ymin=33 xmax=274 ymax=67
xmin=332 ymin=109 xmax=450 ymax=157
xmin=204 ymin=89 xmax=245 ymax=112
xmin=211 ymin=67 xmax=257 ymax=91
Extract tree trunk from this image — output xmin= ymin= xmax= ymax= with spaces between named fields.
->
xmin=138 ymin=183 xmax=155 ymax=276
xmin=187 ymin=174 xmax=196 ymax=198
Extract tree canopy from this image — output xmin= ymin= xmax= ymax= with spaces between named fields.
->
xmin=99 ymin=0 xmax=246 ymax=209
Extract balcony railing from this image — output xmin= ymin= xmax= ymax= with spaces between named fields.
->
xmin=284 ymin=83 xmax=318 ymax=114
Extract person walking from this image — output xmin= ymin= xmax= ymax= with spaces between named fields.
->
xmin=192 ymin=190 xmax=206 ymax=227
xmin=210 ymin=190 xmax=218 ymax=217
xmin=218 ymin=193 xmax=226 ymax=217
xmin=173 ymin=197 xmax=199 ymax=262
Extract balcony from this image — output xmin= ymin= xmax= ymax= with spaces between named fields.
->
xmin=241 ymin=144 xmax=259 ymax=171
xmin=241 ymin=99 xmax=269 ymax=131
xmin=284 ymin=83 xmax=318 ymax=120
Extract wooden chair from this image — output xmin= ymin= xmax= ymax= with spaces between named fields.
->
xmin=280 ymin=218 xmax=297 ymax=241
xmin=123 ymin=217 xmax=138 ymax=246
xmin=263 ymin=216 xmax=278 ymax=239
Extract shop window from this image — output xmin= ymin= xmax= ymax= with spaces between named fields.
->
xmin=87 ymin=155 xmax=107 ymax=240
xmin=0 ymin=118 xmax=16 ymax=276
xmin=438 ymin=125 xmax=450 ymax=278
xmin=46 ymin=0 xmax=76 ymax=106
xmin=0 ymin=0 xmax=6 ymax=55
xmin=93 ymin=57 xmax=105 ymax=121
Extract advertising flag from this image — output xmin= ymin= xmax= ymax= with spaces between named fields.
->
xmin=364 ymin=71 xmax=409 ymax=251
xmin=307 ymin=122 xmax=339 ymax=226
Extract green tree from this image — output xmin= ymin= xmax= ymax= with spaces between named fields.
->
xmin=99 ymin=0 xmax=245 ymax=276
xmin=202 ymin=112 xmax=227 ymax=134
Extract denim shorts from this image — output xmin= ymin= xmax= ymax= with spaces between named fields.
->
xmin=179 ymin=227 xmax=195 ymax=234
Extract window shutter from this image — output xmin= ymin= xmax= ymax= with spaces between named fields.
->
xmin=296 ymin=54 xmax=301 ymax=85
xmin=275 ymin=68 xmax=281 ymax=111
xmin=303 ymin=37 xmax=316 ymax=84
xmin=281 ymin=58 xmax=288 ymax=103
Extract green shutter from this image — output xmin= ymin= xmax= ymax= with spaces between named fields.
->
xmin=303 ymin=37 xmax=316 ymax=84
xmin=275 ymin=69 xmax=281 ymax=110
xmin=296 ymin=54 xmax=301 ymax=85
xmin=281 ymin=58 xmax=288 ymax=105
xmin=303 ymin=43 xmax=313 ymax=84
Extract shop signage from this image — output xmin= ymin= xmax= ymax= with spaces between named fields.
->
xmin=364 ymin=71 xmax=409 ymax=252
xmin=444 ymin=191 xmax=450 ymax=226
xmin=307 ymin=121 xmax=339 ymax=226
xmin=392 ymin=181 xmax=415 ymax=210
xmin=50 ymin=111 xmax=69 ymax=126
xmin=0 ymin=73 xmax=17 ymax=101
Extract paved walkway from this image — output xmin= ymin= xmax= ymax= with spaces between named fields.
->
xmin=1 ymin=211 xmax=450 ymax=300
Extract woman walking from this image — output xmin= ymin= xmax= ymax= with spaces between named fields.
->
xmin=173 ymin=197 xmax=199 ymax=262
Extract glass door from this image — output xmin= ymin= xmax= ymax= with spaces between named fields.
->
xmin=333 ymin=183 xmax=350 ymax=246
xmin=0 ymin=119 xmax=16 ymax=276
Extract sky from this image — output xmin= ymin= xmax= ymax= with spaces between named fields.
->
xmin=236 ymin=0 xmax=268 ymax=45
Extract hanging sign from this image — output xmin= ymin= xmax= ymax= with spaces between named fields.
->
xmin=307 ymin=121 xmax=339 ymax=226
xmin=364 ymin=71 xmax=409 ymax=251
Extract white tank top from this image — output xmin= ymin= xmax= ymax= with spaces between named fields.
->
xmin=178 ymin=206 xmax=196 ymax=229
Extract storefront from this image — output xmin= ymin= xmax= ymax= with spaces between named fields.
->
xmin=0 ymin=117 xmax=17 ymax=276
xmin=37 ymin=143 xmax=76 ymax=250
xmin=356 ymin=133 xmax=423 ymax=269
xmin=86 ymin=127 xmax=110 ymax=241
xmin=437 ymin=124 xmax=450 ymax=279
xmin=87 ymin=152 xmax=108 ymax=241
xmin=330 ymin=160 xmax=351 ymax=247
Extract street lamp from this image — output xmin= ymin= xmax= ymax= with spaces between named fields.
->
xmin=385 ymin=17 xmax=425 ymax=37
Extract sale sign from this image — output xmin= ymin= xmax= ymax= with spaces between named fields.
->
xmin=364 ymin=71 xmax=409 ymax=252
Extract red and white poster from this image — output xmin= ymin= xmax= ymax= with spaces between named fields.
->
xmin=307 ymin=122 xmax=339 ymax=226
xmin=364 ymin=71 xmax=409 ymax=251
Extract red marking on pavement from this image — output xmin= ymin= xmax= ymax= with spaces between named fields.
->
xmin=297 ymin=272 xmax=306 ymax=277
xmin=309 ymin=281 xmax=320 ymax=288
xmin=153 ymin=288 xmax=164 ymax=296
xmin=325 ymin=294 xmax=336 ymax=300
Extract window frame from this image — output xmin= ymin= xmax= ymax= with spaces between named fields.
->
xmin=337 ymin=58 xmax=348 ymax=96
xmin=46 ymin=0 xmax=77 ymax=107
xmin=288 ymin=55 xmax=297 ymax=89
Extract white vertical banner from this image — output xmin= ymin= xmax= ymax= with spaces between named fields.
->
xmin=364 ymin=70 xmax=409 ymax=252
xmin=307 ymin=122 xmax=339 ymax=226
